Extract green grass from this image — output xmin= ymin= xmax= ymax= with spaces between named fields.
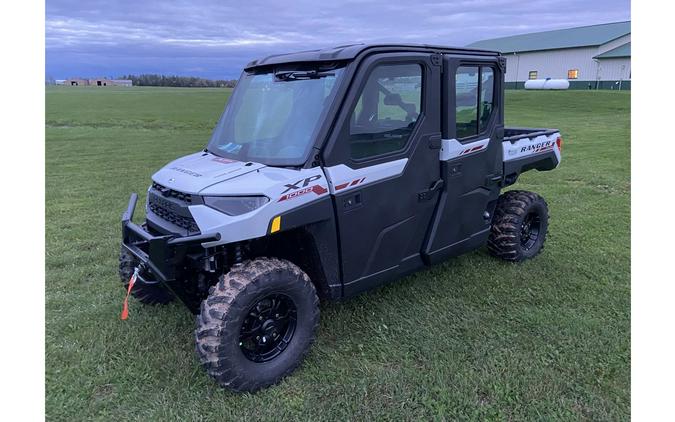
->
xmin=46 ymin=86 xmax=630 ymax=420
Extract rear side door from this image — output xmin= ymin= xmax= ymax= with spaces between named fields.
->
xmin=322 ymin=52 xmax=442 ymax=297
xmin=423 ymin=55 xmax=505 ymax=263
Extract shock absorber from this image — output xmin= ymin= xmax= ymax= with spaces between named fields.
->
xmin=233 ymin=244 xmax=243 ymax=264
xmin=203 ymin=248 xmax=217 ymax=273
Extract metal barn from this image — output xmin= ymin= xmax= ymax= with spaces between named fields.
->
xmin=468 ymin=21 xmax=631 ymax=90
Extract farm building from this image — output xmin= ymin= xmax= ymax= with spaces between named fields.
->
xmin=64 ymin=78 xmax=132 ymax=87
xmin=467 ymin=21 xmax=630 ymax=90
xmin=65 ymin=78 xmax=88 ymax=86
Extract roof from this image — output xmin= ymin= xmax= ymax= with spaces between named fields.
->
xmin=245 ymin=43 xmax=499 ymax=70
xmin=467 ymin=21 xmax=630 ymax=54
xmin=594 ymin=42 xmax=631 ymax=59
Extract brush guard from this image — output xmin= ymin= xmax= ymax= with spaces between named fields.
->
xmin=121 ymin=193 xmax=220 ymax=284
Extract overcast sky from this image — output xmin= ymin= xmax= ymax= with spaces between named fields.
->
xmin=46 ymin=0 xmax=630 ymax=80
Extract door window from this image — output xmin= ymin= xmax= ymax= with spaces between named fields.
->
xmin=455 ymin=65 xmax=495 ymax=139
xmin=479 ymin=67 xmax=494 ymax=133
xmin=349 ymin=64 xmax=422 ymax=159
xmin=455 ymin=66 xmax=479 ymax=139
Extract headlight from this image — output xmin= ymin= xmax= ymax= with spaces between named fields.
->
xmin=203 ymin=196 xmax=269 ymax=216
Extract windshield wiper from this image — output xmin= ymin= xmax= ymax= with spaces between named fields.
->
xmin=274 ymin=70 xmax=335 ymax=81
xmin=204 ymin=146 xmax=220 ymax=157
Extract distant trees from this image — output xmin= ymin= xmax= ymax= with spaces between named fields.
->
xmin=119 ymin=74 xmax=237 ymax=88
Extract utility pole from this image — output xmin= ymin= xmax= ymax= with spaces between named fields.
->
xmin=513 ymin=52 xmax=519 ymax=90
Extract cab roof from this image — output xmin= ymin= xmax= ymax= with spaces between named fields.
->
xmin=244 ymin=43 xmax=500 ymax=71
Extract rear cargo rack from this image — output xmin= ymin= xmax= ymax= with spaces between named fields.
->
xmin=504 ymin=127 xmax=559 ymax=142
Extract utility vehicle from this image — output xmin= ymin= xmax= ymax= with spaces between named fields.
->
xmin=120 ymin=44 xmax=562 ymax=392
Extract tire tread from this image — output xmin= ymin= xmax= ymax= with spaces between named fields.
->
xmin=488 ymin=190 xmax=549 ymax=262
xmin=195 ymin=257 xmax=319 ymax=392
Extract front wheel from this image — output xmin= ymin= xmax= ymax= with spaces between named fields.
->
xmin=488 ymin=190 xmax=549 ymax=262
xmin=195 ymin=258 xmax=320 ymax=392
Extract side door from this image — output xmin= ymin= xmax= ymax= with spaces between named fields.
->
xmin=423 ymin=56 xmax=505 ymax=263
xmin=322 ymin=53 xmax=442 ymax=297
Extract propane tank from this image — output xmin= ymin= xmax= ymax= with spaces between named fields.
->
xmin=524 ymin=78 xmax=570 ymax=90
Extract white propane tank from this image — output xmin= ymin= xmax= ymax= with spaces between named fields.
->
xmin=524 ymin=78 xmax=570 ymax=90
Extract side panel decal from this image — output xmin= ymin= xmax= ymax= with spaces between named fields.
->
xmin=439 ymin=138 xmax=490 ymax=161
xmin=324 ymin=158 xmax=408 ymax=194
xmin=278 ymin=184 xmax=329 ymax=202
xmin=502 ymin=132 xmax=561 ymax=164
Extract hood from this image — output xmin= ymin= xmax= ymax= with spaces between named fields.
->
xmin=152 ymin=151 xmax=266 ymax=194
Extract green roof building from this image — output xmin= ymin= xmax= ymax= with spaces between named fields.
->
xmin=467 ymin=21 xmax=631 ymax=90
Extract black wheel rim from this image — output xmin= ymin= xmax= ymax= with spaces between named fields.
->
xmin=239 ymin=294 xmax=297 ymax=363
xmin=520 ymin=211 xmax=541 ymax=250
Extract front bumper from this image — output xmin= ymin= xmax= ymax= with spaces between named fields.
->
xmin=121 ymin=193 xmax=220 ymax=283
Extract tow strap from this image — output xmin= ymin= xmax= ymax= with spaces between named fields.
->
xmin=120 ymin=267 xmax=139 ymax=320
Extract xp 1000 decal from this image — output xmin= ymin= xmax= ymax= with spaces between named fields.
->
xmin=278 ymin=175 xmax=328 ymax=202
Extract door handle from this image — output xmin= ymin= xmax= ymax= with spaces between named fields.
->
xmin=418 ymin=179 xmax=444 ymax=201
xmin=343 ymin=192 xmax=362 ymax=210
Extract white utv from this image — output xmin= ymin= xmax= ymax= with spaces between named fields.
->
xmin=120 ymin=44 xmax=562 ymax=392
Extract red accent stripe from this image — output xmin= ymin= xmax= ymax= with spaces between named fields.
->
xmin=459 ymin=143 xmax=486 ymax=156
xmin=311 ymin=185 xmax=328 ymax=195
xmin=336 ymin=177 xmax=367 ymax=191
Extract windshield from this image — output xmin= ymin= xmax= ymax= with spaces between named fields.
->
xmin=207 ymin=66 xmax=345 ymax=166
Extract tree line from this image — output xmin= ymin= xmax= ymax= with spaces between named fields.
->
xmin=118 ymin=74 xmax=237 ymax=88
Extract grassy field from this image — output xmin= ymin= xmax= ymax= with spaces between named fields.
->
xmin=46 ymin=86 xmax=630 ymax=420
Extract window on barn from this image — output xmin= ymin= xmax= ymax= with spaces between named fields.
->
xmin=528 ymin=71 xmax=538 ymax=80
xmin=568 ymin=69 xmax=579 ymax=79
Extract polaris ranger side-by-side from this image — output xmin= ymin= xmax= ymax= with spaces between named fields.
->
xmin=120 ymin=44 xmax=562 ymax=392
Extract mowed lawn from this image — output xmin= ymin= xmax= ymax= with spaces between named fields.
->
xmin=46 ymin=87 xmax=630 ymax=420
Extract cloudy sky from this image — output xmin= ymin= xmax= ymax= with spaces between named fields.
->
xmin=46 ymin=0 xmax=630 ymax=80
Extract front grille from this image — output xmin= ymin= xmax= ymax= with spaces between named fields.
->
xmin=148 ymin=183 xmax=200 ymax=233
xmin=152 ymin=182 xmax=193 ymax=204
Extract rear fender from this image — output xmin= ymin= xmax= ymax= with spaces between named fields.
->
xmin=501 ymin=132 xmax=561 ymax=186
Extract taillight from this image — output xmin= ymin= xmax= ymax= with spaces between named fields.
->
xmin=556 ymin=136 xmax=563 ymax=153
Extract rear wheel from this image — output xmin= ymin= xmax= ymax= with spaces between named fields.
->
xmin=195 ymin=257 xmax=320 ymax=392
xmin=118 ymin=247 xmax=174 ymax=305
xmin=488 ymin=190 xmax=549 ymax=262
